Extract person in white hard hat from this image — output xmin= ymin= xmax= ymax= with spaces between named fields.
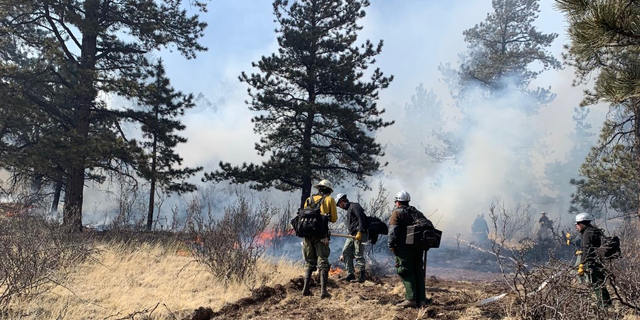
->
xmin=388 ymin=190 xmax=432 ymax=308
xmin=575 ymin=212 xmax=611 ymax=307
xmin=300 ymin=179 xmax=337 ymax=298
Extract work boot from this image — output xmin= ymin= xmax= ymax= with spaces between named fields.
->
xmin=320 ymin=269 xmax=331 ymax=299
xmin=418 ymin=298 xmax=433 ymax=308
xmin=395 ymin=300 xmax=417 ymax=308
xmin=357 ymin=269 xmax=366 ymax=283
xmin=302 ymin=269 xmax=313 ymax=296
xmin=344 ymin=273 xmax=356 ymax=282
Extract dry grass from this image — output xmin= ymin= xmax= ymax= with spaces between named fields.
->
xmin=6 ymin=240 xmax=303 ymax=320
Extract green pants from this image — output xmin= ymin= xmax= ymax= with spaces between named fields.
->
xmin=303 ymin=236 xmax=330 ymax=272
xmin=586 ymin=263 xmax=612 ymax=307
xmin=395 ymin=247 xmax=426 ymax=303
xmin=342 ymin=231 xmax=368 ymax=275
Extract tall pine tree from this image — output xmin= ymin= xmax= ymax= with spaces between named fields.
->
xmin=455 ymin=0 xmax=560 ymax=113
xmin=557 ymin=0 xmax=640 ymax=223
xmin=134 ymin=60 xmax=202 ymax=231
xmin=0 ymin=0 xmax=207 ymax=231
xmin=205 ymin=0 xmax=393 ymax=207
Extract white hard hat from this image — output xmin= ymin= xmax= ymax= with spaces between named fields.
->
xmin=314 ymin=179 xmax=333 ymax=191
xmin=394 ymin=190 xmax=411 ymax=202
xmin=575 ymin=212 xmax=591 ymax=223
xmin=335 ymin=193 xmax=347 ymax=202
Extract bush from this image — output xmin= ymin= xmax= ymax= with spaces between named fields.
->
xmin=192 ymin=196 xmax=271 ymax=286
xmin=0 ymin=213 xmax=91 ymax=310
xmin=487 ymin=203 xmax=640 ymax=319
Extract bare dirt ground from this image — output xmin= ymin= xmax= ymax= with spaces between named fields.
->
xmin=188 ymin=270 xmax=509 ymax=320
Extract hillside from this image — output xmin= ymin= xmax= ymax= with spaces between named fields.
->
xmin=6 ymin=238 xmax=511 ymax=320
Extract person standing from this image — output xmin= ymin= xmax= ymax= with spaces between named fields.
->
xmin=388 ymin=190 xmax=433 ymax=308
xmin=575 ymin=212 xmax=612 ymax=307
xmin=471 ymin=213 xmax=489 ymax=243
xmin=335 ymin=193 xmax=368 ymax=283
xmin=301 ymin=180 xmax=337 ymax=298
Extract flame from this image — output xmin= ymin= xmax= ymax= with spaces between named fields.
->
xmin=256 ymin=229 xmax=295 ymax=246
xmin=329 ymin=266 xmax=343 ymax=276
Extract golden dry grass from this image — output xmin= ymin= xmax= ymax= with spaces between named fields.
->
xmin=6 ymin=240 xmax=303 ymax=320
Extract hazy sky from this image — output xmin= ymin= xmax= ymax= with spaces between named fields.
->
xmin=86 ymin=0 xmax=607 ymax=232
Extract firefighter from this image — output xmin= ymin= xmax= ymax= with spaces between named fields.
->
xmin=388 ymin=190 xmax=431 ymax=308
xmin=301 ymin=180 xmax=338 ymax=298
xmin=335 ymin=193 xmax=368 ymax=283
xmin=575 ymin=212 xmax=612 ymax=307
xmin=471 ymin=213 xmax=489 ymax=243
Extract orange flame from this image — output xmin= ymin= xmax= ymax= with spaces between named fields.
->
xmin=329 ymin=266 xmax=343 ymax=276
xmin=256 ymin=229 xmax=295 ymax=246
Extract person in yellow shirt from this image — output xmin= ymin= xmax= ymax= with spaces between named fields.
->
xmin=301 ymin=179 xmax=337 ymax=298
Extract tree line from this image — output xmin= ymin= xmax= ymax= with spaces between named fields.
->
xmin=1 ymin=0 xmax=638 ymax=232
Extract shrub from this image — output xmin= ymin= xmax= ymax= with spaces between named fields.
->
xmin=192 ymin=196 xmax=271 ymax=286
xmin=0 ymin=213 xmax=91 ymax=310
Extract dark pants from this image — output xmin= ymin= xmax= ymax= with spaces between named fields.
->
xmin=587 ymin=263 xmax=612 ymax=307
xmin=394 ymin=247 xmax=426 ymax=303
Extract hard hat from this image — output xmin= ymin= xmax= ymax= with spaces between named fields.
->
xmin=575 ymin=212 xmax=591 ymax=223
xmin=314 ymin=179 xmax=333 ymax=191
xmin=394 ymin=190 xmax=411 ymax=202
xmin=541 ymin=211 xmax=546 ymax=215
xmin=335 ymin=193 xmax=347 ymax=202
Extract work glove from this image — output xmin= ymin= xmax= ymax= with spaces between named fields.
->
xmin=566 ymin=232 xmax=571 ymax=245
xmin=389 ymin=247 xmax=396 ymax=255
xmin=339 ymin=255 xmax=344 ymax=262
xmin=577 ymin=264 xmax=585 ymax=276
xmin=355 ymin=231 xmax=363 ymax=241
xmin=575 ymin=250 xmax=582 ymax=255
xmin=321 ymin=238 xmax=330 ymax=246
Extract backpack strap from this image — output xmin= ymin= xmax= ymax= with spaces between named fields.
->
xmin=308 ymin=194 xmax=327 ymax=209
xmin=406 ymin=206 xmax=421 ymax=223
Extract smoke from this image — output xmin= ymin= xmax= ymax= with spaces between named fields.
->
xmin=0 ymin=1 xmax=610 ymax=233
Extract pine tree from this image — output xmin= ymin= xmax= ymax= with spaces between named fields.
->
xmin=455 ymin=0 xmax=560 ymax=113
xmin=570 ymin=112 xmax=639 ymax=218
xmin=204 ymin=0 xmax=393 ymax=207
xmin=434 ymin=0 xmax=561 ymax=163
xmin=134 ymin=60 xmax=202 ymax=231
xmin=557 ymin=0 xmax=640 ymax=222
xmin=0 ymin=0 xmax=208 ymax=231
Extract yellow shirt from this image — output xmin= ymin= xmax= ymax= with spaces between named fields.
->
xmin=304 ymin=194 xmax=338 ymax=223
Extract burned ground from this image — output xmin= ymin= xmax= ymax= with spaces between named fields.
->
xmin=185 ymin=269 xmax=509 ymax=320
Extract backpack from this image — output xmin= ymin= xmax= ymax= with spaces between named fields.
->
xmin=404 ymin=207 xmax=442 ymax=250
xmin=596 ymin=230 xmax=621 ymax=260
xmin=290 ymin=195 xmax=329 ymax=238
xmin=366 ymin=216 xmax=388 ymax=245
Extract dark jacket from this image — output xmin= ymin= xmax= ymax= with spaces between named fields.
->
xmin=580 ymin=224 xmax=602 ymax=265
xmin=472 ymin=217 xmax=489 ymax=234
xmin=388 ymin=205 xmax=431 ymax=249
xmin=344 ymin=202 xmax=368 ymax=236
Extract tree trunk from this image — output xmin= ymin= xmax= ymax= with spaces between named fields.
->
xmin=51 ymin=179 xmax=63 ymax=214
xmin=147 ymin=133 xmax=158 ymax=231
xmin=300 ymin=91 xmax=316 ymax=208
xmin=62 ymin=0 xmax=99 ymax=232
xmin=635 ymin=100 xmax=640 ymax=228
